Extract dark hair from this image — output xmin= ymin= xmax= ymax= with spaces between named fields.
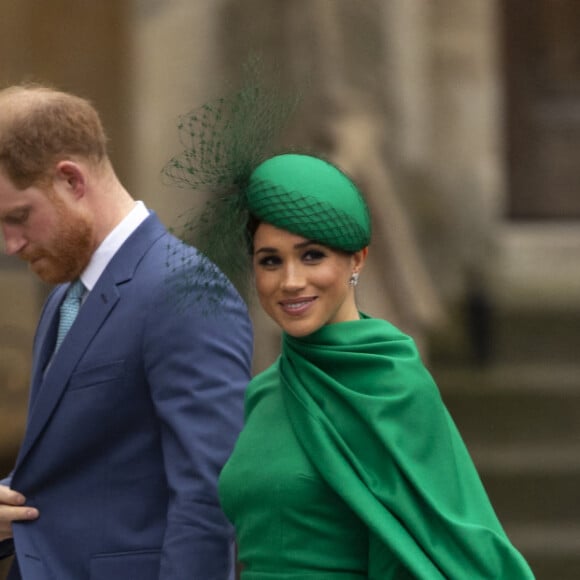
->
xmin=246 ymin=213 xmax=261 ymax=254
xmin=0 ymin=85 xmax=108 ymax=188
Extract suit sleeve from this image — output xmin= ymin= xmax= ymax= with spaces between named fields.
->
xmin=143 ymin=271 xmax=253 ymax=580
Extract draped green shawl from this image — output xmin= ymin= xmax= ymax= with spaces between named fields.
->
xmin=279 ymin=315 xmax=534 ymax=579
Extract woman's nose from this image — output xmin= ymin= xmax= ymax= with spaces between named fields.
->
xmin=280 ymin=263 xmax=306 ymax=291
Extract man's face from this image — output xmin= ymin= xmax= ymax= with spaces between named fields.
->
xmin=0 ymin=171 xmax=93 ymax=283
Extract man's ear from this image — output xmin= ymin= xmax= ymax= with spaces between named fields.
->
xmin=54 ymin=160 xmax=86 ymax=199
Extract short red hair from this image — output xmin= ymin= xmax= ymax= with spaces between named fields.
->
xmin=0 ymin=85 xmax=108 ymax=188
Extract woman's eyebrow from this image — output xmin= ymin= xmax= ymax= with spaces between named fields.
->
xmin=254 ymin=246 xmax=279 ymax=255
xmin=294 ymin=239 xmax=317 ymax=249
xmin=254 ymin=239 xmax=317 ymax=254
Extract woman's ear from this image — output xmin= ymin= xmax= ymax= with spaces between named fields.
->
xmin=54 ymin=160 xmax=86 ymax=199
xmin=352 ymin=246 xmax=369 ymax=273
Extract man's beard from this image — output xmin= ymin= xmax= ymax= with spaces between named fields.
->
xmin=20 ymin=198 xmax=94 ymax=284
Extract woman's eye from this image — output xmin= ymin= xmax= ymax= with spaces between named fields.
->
xmin=303 ymin=249 xmax=325 ymax=262
xmin=257 ymin=255 xmax=281 ymax=267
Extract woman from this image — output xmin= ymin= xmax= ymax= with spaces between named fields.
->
xmin=216 ymin=153 xmax=534 ymax=578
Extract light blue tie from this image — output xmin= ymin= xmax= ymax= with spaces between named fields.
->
xmin=55 ymin=279 xmax=85 ymax=351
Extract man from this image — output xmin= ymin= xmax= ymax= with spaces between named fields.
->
xmin=0 ymin=85 xmax=253 ymax=579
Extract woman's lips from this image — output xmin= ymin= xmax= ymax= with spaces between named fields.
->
xmin=279 ymin=297 xmax=317 ymax=316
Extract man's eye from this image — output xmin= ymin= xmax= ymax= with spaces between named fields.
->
xmin=5 ymin=210 xmax=29 ymax=224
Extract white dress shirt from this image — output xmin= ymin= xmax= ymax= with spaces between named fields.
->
xmin=79 ymin=201 xmax=150 ymax=294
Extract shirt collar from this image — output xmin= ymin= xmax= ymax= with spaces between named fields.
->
xmin=80 ymin=201 xmax=150 ymax=291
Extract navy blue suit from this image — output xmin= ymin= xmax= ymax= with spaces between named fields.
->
xmin=0 ymin=213 xmax=252 ymax=579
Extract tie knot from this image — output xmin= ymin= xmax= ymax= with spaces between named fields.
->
xmin=67 ymin=279 xmax=85 ymax=299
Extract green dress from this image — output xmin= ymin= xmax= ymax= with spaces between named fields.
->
xmin=218 ymin=315 xmax=535 ymax=579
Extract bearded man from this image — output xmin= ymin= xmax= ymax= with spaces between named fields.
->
xmin=0 ymin=85 xmax=252 ymax=580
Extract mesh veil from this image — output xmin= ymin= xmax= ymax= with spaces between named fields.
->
xmin=162 ymin=58 xmax=300 ymax=306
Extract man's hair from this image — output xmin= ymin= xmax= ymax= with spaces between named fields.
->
xmin=0 ymin=85 xmax=108 ymax=188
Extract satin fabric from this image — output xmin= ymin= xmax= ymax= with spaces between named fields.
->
xmin=221 ymin=314 xmax=535 ymax=578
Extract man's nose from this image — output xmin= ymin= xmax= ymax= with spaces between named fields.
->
xmin=1 ymin=226 xmax=26 ymax=255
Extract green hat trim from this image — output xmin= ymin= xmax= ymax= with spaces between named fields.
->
xmin=246 ymin=154 xmax=371 ymax=251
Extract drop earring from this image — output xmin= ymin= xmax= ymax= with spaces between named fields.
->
xmin=348 ymin=272 xmax=359 ymax=287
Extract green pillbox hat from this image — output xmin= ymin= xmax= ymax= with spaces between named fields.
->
xmin=246 ymin=154 xmax=371 ymax=252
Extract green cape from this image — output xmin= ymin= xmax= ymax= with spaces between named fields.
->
xmin=279 ymin=315 xmax=534 ymax=579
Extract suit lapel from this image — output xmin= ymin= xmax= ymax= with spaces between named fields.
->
xmin=28 ymin=285 xmax=67 ymax=404
xmin=15 ymin=213 xmax=166 ymax=471
xmin=15 ymin=273 xmax=120 ymax=470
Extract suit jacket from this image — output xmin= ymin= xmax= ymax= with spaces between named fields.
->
xmin=0 ymin=213 xmax=253 ymax=580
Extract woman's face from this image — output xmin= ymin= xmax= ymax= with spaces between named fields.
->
xmin=253 ymin=222 xmax=367 ymax=337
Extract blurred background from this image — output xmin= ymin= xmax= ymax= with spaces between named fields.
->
xmin=1 ymin=0 xmax=579 ymax=578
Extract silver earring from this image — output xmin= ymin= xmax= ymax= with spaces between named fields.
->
xmin=348 ymin=272 xmax=359 ymax=287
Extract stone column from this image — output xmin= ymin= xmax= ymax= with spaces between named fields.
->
xmin=130 ymin=0 xmax=230 ymax=222
xmin=427 ymin=0 xmax=505 ymax=299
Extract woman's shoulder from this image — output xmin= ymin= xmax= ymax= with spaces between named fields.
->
xmin=244 ymin=359 xmax=281 ymax=415
xmin=250 ymin=361 xmax=280 ymax=387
